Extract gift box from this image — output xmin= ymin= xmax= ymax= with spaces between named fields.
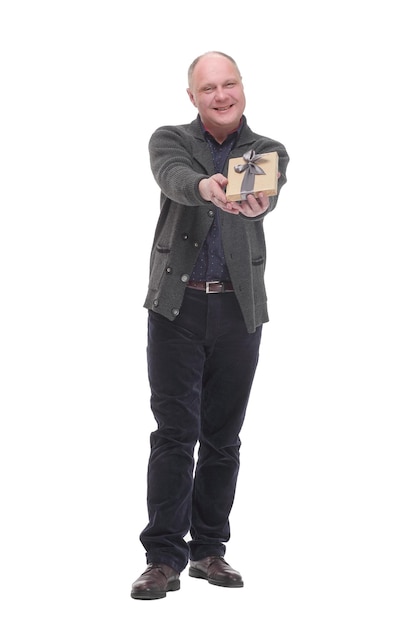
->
xmin=225 ymin=150 xmax=279 ymax=202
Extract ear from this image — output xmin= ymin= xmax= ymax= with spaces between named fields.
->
xmin=187 ymin=88 xmax=196 ymax=107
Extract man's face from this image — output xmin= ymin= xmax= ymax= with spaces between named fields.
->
xmin=187 ymin=54 xmax=246 ymax=141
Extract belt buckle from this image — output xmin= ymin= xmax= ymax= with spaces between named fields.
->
xmin=206 ymin=281 xmax=222 ymax=294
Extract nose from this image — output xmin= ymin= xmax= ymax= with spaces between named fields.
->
xmin=213 ymin=87 xmax=227 ymax=100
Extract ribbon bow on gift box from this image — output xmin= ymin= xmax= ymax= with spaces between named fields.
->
xmin=233 ymin=150 xmax=266 ymax=200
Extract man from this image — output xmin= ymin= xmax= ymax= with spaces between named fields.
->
xmin=131 ymin=51 xmax=289 ymax=600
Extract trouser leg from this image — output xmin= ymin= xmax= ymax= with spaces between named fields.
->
xmin=189 ymin=295 xmax=262 ymax=561
xmin=140 ymin=306 xmax=205 ymax=573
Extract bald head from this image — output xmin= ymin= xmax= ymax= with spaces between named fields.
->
xmin=186 ymin=51 xmax=245 ymax=144
xmin=188 ymin=51 xmax=242 ymax=89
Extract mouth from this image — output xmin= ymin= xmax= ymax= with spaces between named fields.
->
xmin=214 ymin=104 xmax=233 ymax=112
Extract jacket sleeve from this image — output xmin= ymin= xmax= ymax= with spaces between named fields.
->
xmin=148 ymin=125 xmax=209 ymax=207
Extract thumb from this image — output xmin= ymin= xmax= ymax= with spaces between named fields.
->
xmin=212 ymin=173 xmax=228 ymax=188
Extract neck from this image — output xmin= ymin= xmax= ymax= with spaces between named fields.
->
xmin=200 ymin=117 xmax=242 ymax=145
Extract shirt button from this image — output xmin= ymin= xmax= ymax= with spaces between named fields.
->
xmin=166 ymin=266 xmax=172 ymax=274
xmin=194 ymin=242 xmax=199 ymax=248
xmin=208 ymin=210 xmax=214 ymax=217
xmin=182 ymin=233 xmax=189 ymax=240
xmin=181 ymin=274 xmax=189 ymax=283
xmin=172 ymin=308 xmax=180 ymax=317
xmin=153 ymin=299 xmax=159 ymax=307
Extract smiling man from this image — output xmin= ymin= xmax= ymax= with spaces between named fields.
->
xmin=187 ymin=52 xmax=246 ymax=144
xmin=131 ymin=51 xmax=289 ymax=600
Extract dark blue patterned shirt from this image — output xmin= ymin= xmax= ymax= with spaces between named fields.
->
xmin=190 ymin=121 xmax=240 ymax=282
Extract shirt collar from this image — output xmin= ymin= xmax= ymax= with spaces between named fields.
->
xmin=198 ymin=115 xmax=243 ymax=144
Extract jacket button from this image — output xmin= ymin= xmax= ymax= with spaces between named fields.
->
xmin=208 ymin=209 xmax=214 ymax=217
xmin=153 ymin=299 xmax=159 ymax=307
xmin=180 ymin=274 xmax=189 ymax=283
xmin=166 ymin=266 xmax=172 ymax=274
xmin=172 ymin=308 xmax=179 ymax=316
xmin=194 ymin=242 xmax=199 ymax=248
xmin=182 ymin=233 xmax=189 ymax=240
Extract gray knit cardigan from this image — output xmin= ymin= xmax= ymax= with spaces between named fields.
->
xmin=144 ymin=115 xmax=289 ymax=333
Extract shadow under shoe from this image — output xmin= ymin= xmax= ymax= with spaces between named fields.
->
xmin=131 ymin=563 xmax=180 ymax=600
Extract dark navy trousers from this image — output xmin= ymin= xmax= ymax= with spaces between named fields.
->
xmin=140 ymin=288 xmax=262 ymax=573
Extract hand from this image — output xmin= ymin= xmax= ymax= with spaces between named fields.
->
xmin=198 ymin=175 xmax=240 ymax=215
xmin=227 ymin=192 xmax=270 ymax=217
xmin=228 ymin=171 xmax=281 ymax=217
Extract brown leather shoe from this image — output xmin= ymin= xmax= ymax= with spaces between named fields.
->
xmin=189 ymin=556 xmax=244 ymax=588
xmin=131 ymin=563 xmax=180 ymax=600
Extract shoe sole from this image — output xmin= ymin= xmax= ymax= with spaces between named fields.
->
xmin=189 ymin=568 xmax=243 ymax=588
xmin=131 ymin=580 xmax=180 ymax=600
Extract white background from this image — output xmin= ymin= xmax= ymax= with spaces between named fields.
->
xmin=1 ymin=1 xmax=416 ymax=624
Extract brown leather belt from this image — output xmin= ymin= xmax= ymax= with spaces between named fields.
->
xmin=187 ymin=280 xmax=234 ymax=294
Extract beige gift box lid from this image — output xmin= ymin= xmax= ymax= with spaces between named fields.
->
xmin=225 ymin=151 xmax=279 ymax=201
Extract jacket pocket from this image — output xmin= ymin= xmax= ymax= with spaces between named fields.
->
xmin=252 ymin=256 xmax=267 ymax=302
xmin=148 ymin=243 xmax=171 ymax=291
xmin=252 ymin=256 xmax=265 ymax=267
